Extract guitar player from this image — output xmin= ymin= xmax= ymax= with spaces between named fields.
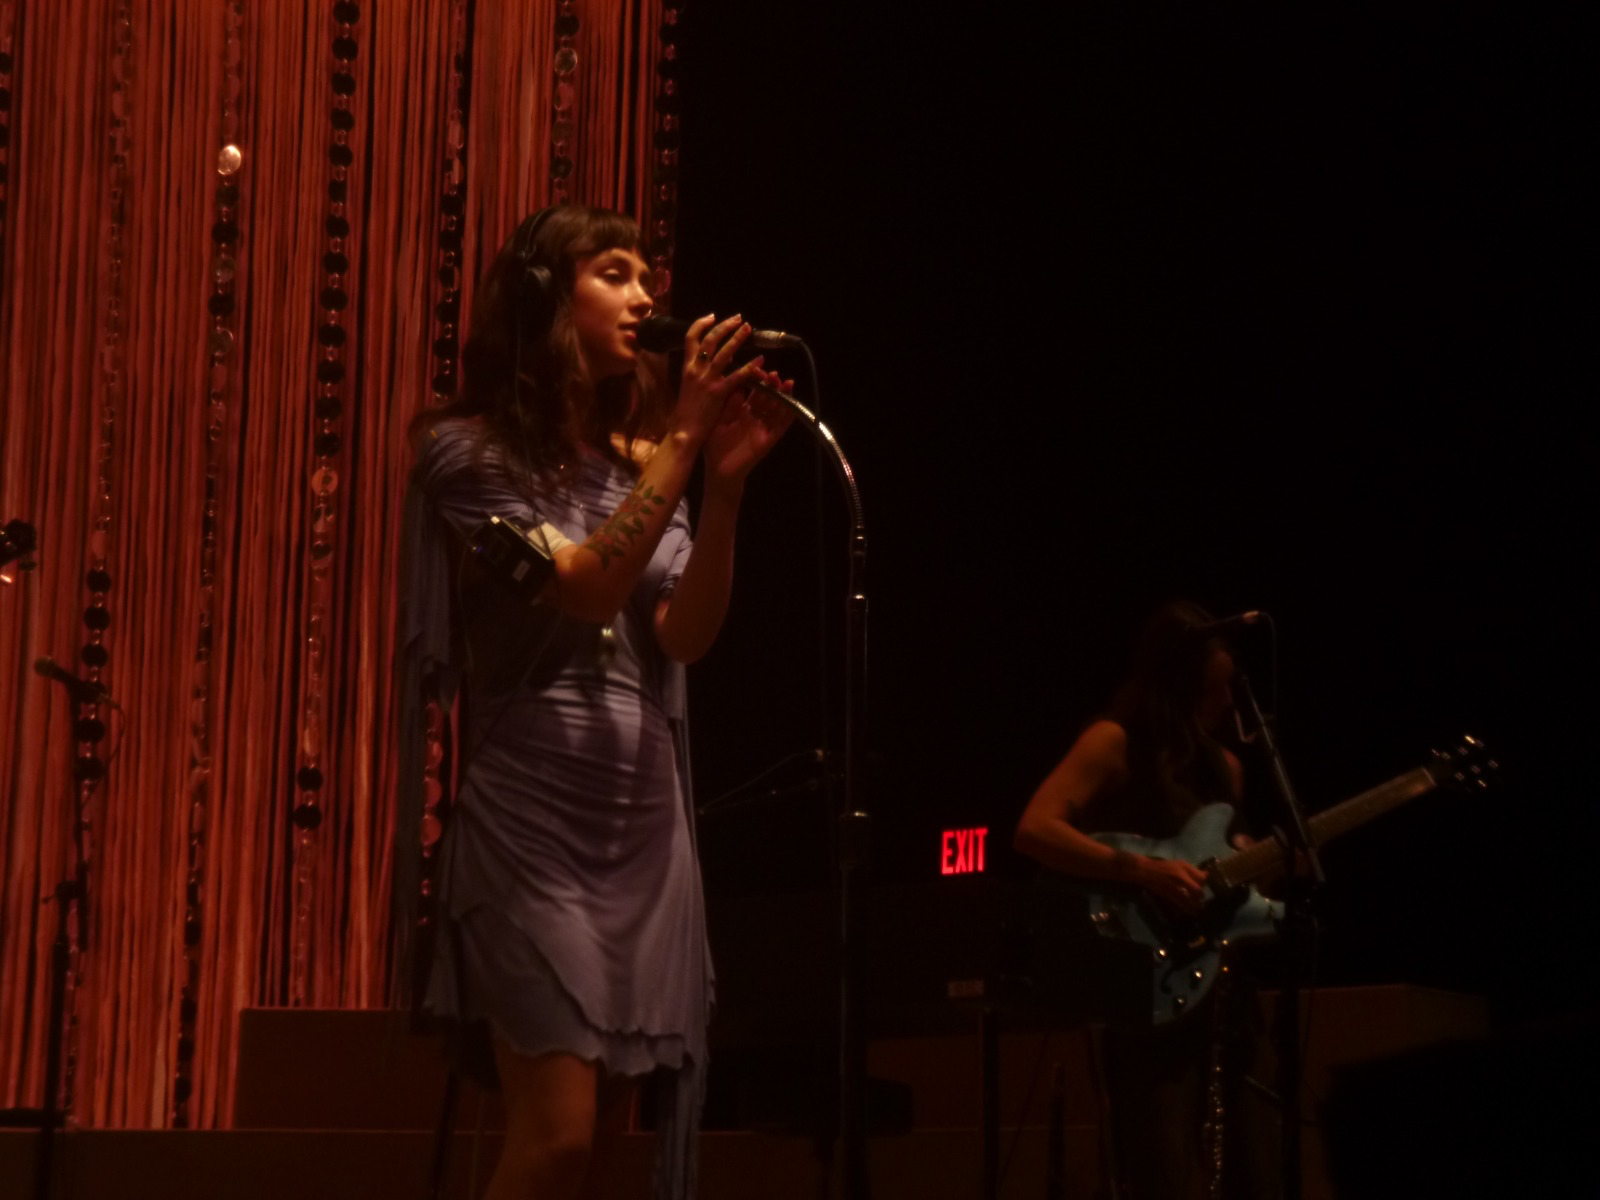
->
xmin=1014 ymin=600 xmax=1279 ymax=1200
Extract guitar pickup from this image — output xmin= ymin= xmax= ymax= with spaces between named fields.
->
xmin=1204 ymin=859 xmax=1239 ymax=893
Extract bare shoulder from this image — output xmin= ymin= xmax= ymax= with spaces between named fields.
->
xmin=1077 ymin=719 xmax=1129 ymax=759
xmin=1026 ymin=718 xmax=1130 ymax=822
xmin=1070 ymin=719 xmax=1131 ymax=782
xmin=1220 ymin=744 xmax=1244 ymax=798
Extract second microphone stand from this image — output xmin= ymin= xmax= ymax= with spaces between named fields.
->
xmin=2 ymin=670 xmax=98 ymax=1200
xmin=1234 ymin=669 xmax=1321 ymax=1200
xmin=751 ymin=378 xmax=872 ymax=1199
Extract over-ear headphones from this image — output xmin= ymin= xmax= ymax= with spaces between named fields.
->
xmin=509 ymin=206 xmax=561 ymax=338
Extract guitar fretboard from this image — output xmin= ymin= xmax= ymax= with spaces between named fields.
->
xmin=1213 ymin=765 xmax=1439 ymax=889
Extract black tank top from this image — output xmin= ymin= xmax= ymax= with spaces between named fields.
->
xmin=1081 ymin=724 xmax=1236 ymax=840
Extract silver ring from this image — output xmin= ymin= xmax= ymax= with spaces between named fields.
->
xmin=696 ymin=350 xmax=711 ymax=362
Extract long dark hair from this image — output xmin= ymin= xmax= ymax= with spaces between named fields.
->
xmin=415 ymin=205 xmax=668 ymax=480
xmin=1108 ymin=600 xmax=1230 ymax=782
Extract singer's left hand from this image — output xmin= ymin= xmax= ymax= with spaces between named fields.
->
xmin=1230 ymin=831 xmax=1313 ymax=897
xmin=702 ymin=369 xmax=796 ymax=492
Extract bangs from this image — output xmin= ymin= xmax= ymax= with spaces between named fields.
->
xmin=562 ymin=208 xmax=643 ymax=260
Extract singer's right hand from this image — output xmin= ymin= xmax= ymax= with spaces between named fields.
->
xmin=673 ymin=314 xmax=764 ymax=440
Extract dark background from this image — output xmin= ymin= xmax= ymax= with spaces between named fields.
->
xmin=667 ymin=3 xmax=1590 ymax=1022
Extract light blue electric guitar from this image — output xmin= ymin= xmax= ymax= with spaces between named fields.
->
xmin=1084 ymin=736 xmax=1495 ymax=1024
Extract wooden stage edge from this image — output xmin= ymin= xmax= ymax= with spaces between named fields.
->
xmin=8 ymin=984 xmax=1584 ymax=1199
xmin=1 ymin=1126 xmax=1099 ymax=1200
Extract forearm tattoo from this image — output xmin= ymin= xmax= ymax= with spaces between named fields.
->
xmin=585 ymin=481 xmax=666 ymax=567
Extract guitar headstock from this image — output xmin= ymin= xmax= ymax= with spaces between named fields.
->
xmin=1427 ymin=734 xmax=1498 ymax=792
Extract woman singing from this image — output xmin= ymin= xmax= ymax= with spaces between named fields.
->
xmin=397 ymin=205 xmax=793 ymax=1200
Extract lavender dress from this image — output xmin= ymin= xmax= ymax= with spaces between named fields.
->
xmin=395 ymin=419 xmax=712 ymax=1198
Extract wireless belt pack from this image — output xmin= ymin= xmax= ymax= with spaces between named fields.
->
xmin=469 ymin=515 xmax=556 ymax=605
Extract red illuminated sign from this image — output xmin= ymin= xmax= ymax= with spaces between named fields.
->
xmin=940 ymin=827 xmax=988 ymax=875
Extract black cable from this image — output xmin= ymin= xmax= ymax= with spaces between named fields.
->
xmin=448 ymin=528 xmax=568 ymax=795
xmin=804 ymin=342 xmax=833 ymax=808
xmin=1265 ymin=611 xmax=1281 ymax=721
xmin=469 ymin=1084 xmax=488 ymax=1198
xmin=997 ymin=1031 xmax=1052 ymax=1194
xmin=1296 ymin=915 xmax=1324 ymax=1123
xmin=1085 ymin=1024 xmax=1122 ymax=1197
xmin=697 ymin=747 xmax=830 ymax=815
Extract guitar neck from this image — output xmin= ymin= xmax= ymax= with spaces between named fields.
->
xmin=1213 ymin=765 xmax=1440 ymax=889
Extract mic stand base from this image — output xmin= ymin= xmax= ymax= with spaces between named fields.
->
xmin=10 ymin=877 xmax=79 ymax=1200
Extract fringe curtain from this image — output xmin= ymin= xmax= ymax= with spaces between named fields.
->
xmin=0 ymin=0 xmax=664 ymax=1131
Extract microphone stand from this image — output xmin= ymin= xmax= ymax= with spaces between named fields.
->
xmin=751 ymin=378 xmax=872 ymax=1199
xmin=0 ymin=669 xmax=97 ymax=1200
xmin=0 ymin=538 xmax=86 ymax=1200
xmin=1234 ymin=670 xmax=1321 ymax=1200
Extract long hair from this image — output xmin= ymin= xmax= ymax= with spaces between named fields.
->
xmin=416 ymin=205 xmax=668 ymax=481
xmin=1108 ymin=600 xmax=1230 ymax=782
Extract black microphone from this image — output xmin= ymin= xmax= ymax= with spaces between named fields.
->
xmin=34 ymin=657 xmax=114 ymax=707
xmin=635 ymin=314 xmax=803 ymax=353
xmin=1191 ymin=611 xmax=1266 ymax=640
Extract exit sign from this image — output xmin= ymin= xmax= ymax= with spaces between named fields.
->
xmin=940 ymin=827 xmax=988 ymax=875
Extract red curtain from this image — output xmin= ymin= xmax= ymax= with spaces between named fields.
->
xmin=0 ymin=0 xmax=668 ymax=1131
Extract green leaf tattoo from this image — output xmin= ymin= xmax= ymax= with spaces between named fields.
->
xmin=586 ymin=482 xmax=667 ymax=567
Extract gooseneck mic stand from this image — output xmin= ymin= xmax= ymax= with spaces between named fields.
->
xmin=1234 ymin=669 xmax=1321 ymax=1200
xmin=750 ymin=376 xmax=872 ymax=1199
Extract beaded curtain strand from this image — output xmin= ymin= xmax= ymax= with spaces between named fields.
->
xmin=649 ymin=3 xmax=680 ymax=304
xmin=0 ymin=0 xmax=667 ymax=1132
xmin=286 ymin=0 xmax=364 ymax=1011
xmin=337 ymin=0 xmax=462 ymax=1007
xmin=550 ymin=1 xmax=579 ymax=206
xmin=457 ymin=2 xmax=554 ymax=318
xmin=71 ymin=0 xmax=133 ymax=1127
xmin=1 ymin=0 xmax=122 ymax=1119
xmin=410 ymin=0 xmax=475 ymax=991
xmin=174 ymin=0 xmax=246 ymax=1127
xmin=78 ymin=0 xmax=223 ymax=1130
xmin=0 ymin=1 xmax=16 ymax=275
